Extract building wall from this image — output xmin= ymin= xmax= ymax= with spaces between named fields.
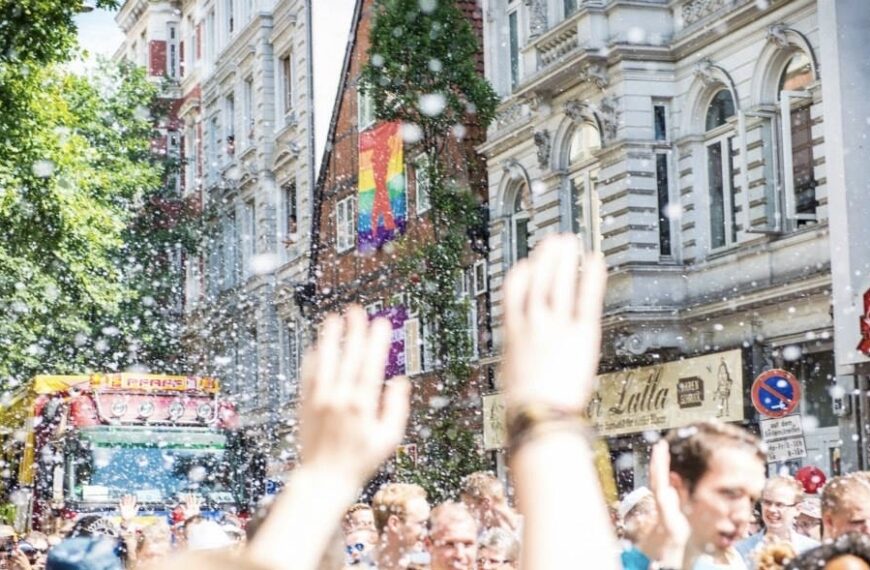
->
xmin=310 ymin=0 xmax=493 ymax=454
xmin=480 ymin=0 xmax=842 ymax=481
xmin=118 ymin=0 xmax=315 ymax=475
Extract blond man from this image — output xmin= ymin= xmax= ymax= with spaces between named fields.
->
xmin=821 ymin=472 xmax=870 ymax=539
xmin=429 ymin=502 xmax=478 ymax=570
xmin=736 ymin=476 xmax=818 ymax=568
xmin=459 ymin=472 xmax=520 ymax=534
xmin=372 ymin=483 xmax=430 ymax=569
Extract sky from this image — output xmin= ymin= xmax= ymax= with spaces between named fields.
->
xmin=75 ymin=1 xmax=356 ymax=171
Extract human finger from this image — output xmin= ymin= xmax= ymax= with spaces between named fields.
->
xmin=313 ymin=313 xmax=344 ymax=404
xmin=358 ymin=316 xmax=393 ymax=410
xmin=335 ymin=306 xmax=369 ymax=398
xmin=378 ymin=377 xmax=411 ymax=453
xmin=549 ymin=235 xmax=580 ymax=316
xmin=503 ymin=260 xmax=532 ymax=339
xmin=527 ymin=235 xmax=562 ymax=318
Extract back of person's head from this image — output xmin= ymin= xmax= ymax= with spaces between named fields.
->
xmin=46 ymin=536 xmax=124 ymax=570
xmin=785 ymin=533 xmax=870 ymax=570
xmin=372 ymin=482 xmax=428 ymax=534
xmin=137 ymin=520 xmax=171 ymax=560
xmin=460 ymin=471 xmax=505 ymax=503
xmin=619 ymin=488 xmax=656 ymax=543
xmin=665 ymin=421 xmax=765 ymax=492
xmin=822 ymin=473 xmax=870 ymax=518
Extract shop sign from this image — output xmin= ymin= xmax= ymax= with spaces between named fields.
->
xmin=483 ymin=349 xmax=744 ymax=443
xmin=765 ymin=437 xmax=807 ymax=463
xmin=587 ymin=349 xmax=744 ymax=437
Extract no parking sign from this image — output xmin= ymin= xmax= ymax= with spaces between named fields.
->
xmin=751 ymin=369 xmax=801 ymax=418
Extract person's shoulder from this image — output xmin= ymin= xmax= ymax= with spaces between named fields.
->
xmin=620 ymin=546 xmax=650 ymax=570
xmin=735 ymin=532 xmax=763 ymax=555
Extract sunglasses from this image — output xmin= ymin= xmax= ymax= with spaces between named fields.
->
xmin=345 ymin=542 xmax=367 ymax=555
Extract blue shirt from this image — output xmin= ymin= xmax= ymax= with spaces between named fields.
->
xmin=621 ymin=546 xmax=651 ymax=570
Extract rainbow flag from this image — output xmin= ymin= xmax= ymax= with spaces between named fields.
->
xmin=358 ymin=121 xmax=406 ymax=250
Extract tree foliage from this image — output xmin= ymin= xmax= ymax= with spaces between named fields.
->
xmin=362 ymin=0 xmax=498 ymax=501
xmin=0 ymin=55 xmax=198 ymax=387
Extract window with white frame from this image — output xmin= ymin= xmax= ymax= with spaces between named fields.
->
xmin=224 ymin=93 xmax=235 ymax=158
xmin=206 ymin=10 xmax=216 ymax=68
xmin=167 ymin=23 xmax=179 ymax=79
xmin=414 ymin=154 xmax=431 ymax=214
xmin=222 ymin=211 xmax=238 ymax=289
xmin=705 ymin=89 xmax=739 ymax=250
xmin=241 ymin=199 xmax=256 ymax=276
xmin=564 ymin=0 xmax=578 ymax=18
xmin=510 ymin=189 xmax=530 ymax=263
xmin=567 ymin=122 xmax=602 ymax=251
xmin=778 ymin=51 xmax=816 ymax=225
xmin=507 ymin=5 xmax=521 ymax=91
xmin=456 ymin=268 xmax=479 ymax=359
xmin=335 ymin=196 xmax=356 ymax=252
xmin=358 ymin=87 xmax=375 ymax=131
xmin=281 ymin=54 xmax=294 ymax=115
xmin=207 ymin=115 xmax=219 ymax=178
xmin=243 ymin=76 xmax=254 ymax=144
xmin=283 ymin=182 xmax=298 ymax=242
xmin=278 ymin=320 xmax=301 ymax=401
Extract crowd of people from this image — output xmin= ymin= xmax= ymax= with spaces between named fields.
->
xmin=3 ymin=234 xmax=870 ymax=570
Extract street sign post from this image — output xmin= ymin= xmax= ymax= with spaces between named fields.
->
xmin=751 ymin=369 xmax=801 ymax=418
xmin=760 ymin=414 xmax=807 ymax=464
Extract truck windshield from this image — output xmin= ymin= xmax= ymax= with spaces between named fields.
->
xmin=67 ymin=430 xmax=238 ymax=505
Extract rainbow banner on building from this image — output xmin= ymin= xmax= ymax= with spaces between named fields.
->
xmin=358 ymin=121 xmax=406 ymax=250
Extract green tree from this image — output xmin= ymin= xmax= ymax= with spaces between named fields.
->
xmin=361 ymin=0 xmax=499 ymax=501
xmin=0 ymin=58 xmax=198 ymax=386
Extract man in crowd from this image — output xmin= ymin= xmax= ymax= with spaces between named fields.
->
xmin=736 ymin=476 xmax=818 ymax=567
xmin=459 ymin=472 xmax=520 ymax=536
xmin=371 ymin=483 xmax=430 ymax=569
xmin=428 ymin=502 xmax=478 ymax=570
xmin=795 ymin=497 xmax=823 ymax=541
xmin=653 ymin=421 xmax=767 ymax=570
xmin=821 ymin=472 xmax=870 ymax=539
xmin=344 ymin=504 xmax=377 ymax=534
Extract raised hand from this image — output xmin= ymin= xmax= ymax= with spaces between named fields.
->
xmin=179 ymin=493 xmax=202 ymax=520
xmin=502 ymin=234 xmax=607 ymax=412
xmin=119 ymin=494 xmax=138 ymax=524
xmin=298 ymin=306 xmax=411 ymax=482
xmin=647 ymin=440 xmax=691 ymax=568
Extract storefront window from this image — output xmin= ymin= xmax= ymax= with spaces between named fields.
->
xmin=791 ymin=350 xmax=837 ymax=429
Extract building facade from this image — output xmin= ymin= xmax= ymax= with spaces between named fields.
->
xmin=479 ymin=0 xmax=853 ymax=488
xmin=308 ymin=0 xmax=494 ymax=473
xmin=116 ymin=0 xmax=315 ymax=477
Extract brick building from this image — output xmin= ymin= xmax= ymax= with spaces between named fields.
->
xmin=307 ymin=0 xmax=496 ymax=468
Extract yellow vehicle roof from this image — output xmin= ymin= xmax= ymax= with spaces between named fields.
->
xmin=31 ymin=375 xmax=91 ymax=395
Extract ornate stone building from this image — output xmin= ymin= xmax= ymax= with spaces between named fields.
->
xmin=478 ymin=0 xmax=861 ymax=486
xmin=117 ymin=0 xmax=315 ymax=477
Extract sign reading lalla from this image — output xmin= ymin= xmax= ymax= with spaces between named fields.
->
xmin=483 ymin=349 xmax=744 ymax=445
xmin=586 ymin=349 xmax=744 ymax=437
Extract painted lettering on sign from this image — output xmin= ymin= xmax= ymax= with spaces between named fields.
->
xmin=608 ymin=368 xmax=669 ymax=415
xmin=677 ymin=377 xmax=704 ymax=408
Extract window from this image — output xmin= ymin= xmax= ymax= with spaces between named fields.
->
xmin=279 ymin=321 xmax=300 ymax=401
xmin=778 ymin=52 xmax=816 ymax=224
xmin=335 ymin=196 xmax=356 ymax=252
xmin=358 ymin=88 xmax=375 ymax=131
xmin=222 ymin=211 xmax=238 ymax=289
xmin=473 ymin=260 xmax=487 ymax=295
xmin=281 ymin=55 xmax=293 ymax=115
xmin=564 ymin=0 xmax=577 ymax=17
xmin=207 ymin=115 xmax=218 ymax=179
xmin=654 ymin=104 xmax=668 ymax=141
xmin=241 ymin=200 xmax=256 ymax=276
xmin=567 ymin=123 xmax=602 ymax=250
xmin=225 ymin=0 xmax=235 ymax=36
xmin=508 ymin=10 xmax=520 ymax=90
xmin=243 ymin=76 xmax=254 ymax=143
xmin=456 ymin=268 xmax=479 ymax=359
xmin=510 ymin=190 xmax=530 ymax=263
xmin=404 ymin=317 xmax=422 ymax=376
xmin=414 ymin=154 xmax=431 ymax=214
xmin=656 ymin=153 xmax=672 ymax=256
xmin=167 ymin=23 xmax=179 ymax=79
xmin=206 ymin=10 xmax=215 ymax=67
xmin=283 ymin=183 xmax=298 ymax=241
xmin=224 ymin=94 xmax=235 ymax=158
xmin=704 ymin=88 xmax=738 ymax=250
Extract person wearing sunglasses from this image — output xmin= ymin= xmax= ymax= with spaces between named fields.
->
xmin=344 ymin=528 xmax=376 ymax=567
xmin=736 ymin=476 xmax=818 ymax=568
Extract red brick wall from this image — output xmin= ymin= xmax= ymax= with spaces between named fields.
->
xmin=149 ymin=40 xmax=167 ymax=77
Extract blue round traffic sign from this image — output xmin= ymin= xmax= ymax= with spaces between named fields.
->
xmin=751 ymin=369 xmax=801 ymax=418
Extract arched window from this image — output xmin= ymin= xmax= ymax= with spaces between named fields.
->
xmin=705 ymin=89 xmax=736 ymax=131
xmin=510 ymin=189 xmax=531 ymax=262
xmin=704 ymin=88 xmax=738 ymax=250
xmin=567 ymin=122 xmax=602 ymax=250
xmin=778 ymin=51 xmax=817 ymax=223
